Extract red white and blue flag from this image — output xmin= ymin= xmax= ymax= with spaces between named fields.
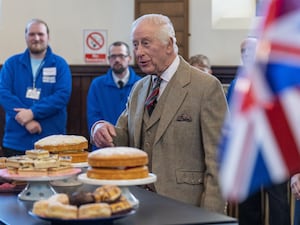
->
xmin=219 ymin=0 xmax=300 ymax=202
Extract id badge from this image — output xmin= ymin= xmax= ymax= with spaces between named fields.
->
xmin=26 ymin=87 xmax=41 ymax=100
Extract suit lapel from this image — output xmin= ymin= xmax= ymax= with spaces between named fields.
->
xmin=133 ymin=76 xmax=152 ymax=145
xmin=153 ymin=57 xmax=191 ymax=144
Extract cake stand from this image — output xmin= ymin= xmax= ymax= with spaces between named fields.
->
xmin=78 ymin=173 xmax=157 ymax=208
xmin=50 ymin=162 xmax=88 ymax=187
xmin=0 ymin=168 xmax=81 ymax=201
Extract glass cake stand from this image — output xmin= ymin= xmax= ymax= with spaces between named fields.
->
xmin=0 ymin=168 xmax=81 ymax=201
xmin=78 ymin=173 xmax=157 ymax=208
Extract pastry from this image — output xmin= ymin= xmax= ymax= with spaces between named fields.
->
xmin=0 ymin=157 xmax=7 ymax=169
xmin=93 ymin=185 xmax=122 ymax=203
xmin=32 ymin=199 xmax=50 ymax=217
xmin=69 ymin=191 xmax=95 ymax=206
xmin=46 ymin=202 xmax=77 ymax=219
xmin=78 ymin=203 xmax=111 ymax=218
xmin=48 ymin=165 xmax=73 ymax=175
xmin=25 ymin=149 xmax=49 ymax=159
xmin=48 ymin=193 xmax=69 ymax=205
xmin=110 ymin=196 xmax=132 ymax=214
xmin=33 ymin=157 xmax=59 ymax=169
xmin=18 ymin=167 xmax=48 ymax=176
xmin=5 ymin=153 xmax=75 ymax=176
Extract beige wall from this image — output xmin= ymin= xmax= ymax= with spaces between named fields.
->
xmin=0 ymin=0 xmax=251 ymax=65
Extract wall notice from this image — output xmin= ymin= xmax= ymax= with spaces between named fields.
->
xmin=83 ymin=29 xmax=107 ymax=63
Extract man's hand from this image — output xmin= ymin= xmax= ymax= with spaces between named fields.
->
xmin=92 ymin=121 xmax=116 ymax=147
xmin=14 ymin=108 xmax=34 ymax=126
xmin=25 ymin=120 xmax=42 ymax=134
xmin=291 ymin=173 xmax=300 ymax=200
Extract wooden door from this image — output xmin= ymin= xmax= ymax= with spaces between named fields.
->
xmin=135 ymin=0 xmax=189 ymax=60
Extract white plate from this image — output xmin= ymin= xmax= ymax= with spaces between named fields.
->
xmin=0 ymin=168 xmax=81 ymax=181
xmin=78 ymin=173 xmax=157 ymax=186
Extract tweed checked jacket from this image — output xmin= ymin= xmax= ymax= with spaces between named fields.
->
xmin=113 ymin=56 xmax=228 ymax=213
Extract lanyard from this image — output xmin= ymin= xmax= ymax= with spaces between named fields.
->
xmin=33 ymin=60 xmax=45 ymax=88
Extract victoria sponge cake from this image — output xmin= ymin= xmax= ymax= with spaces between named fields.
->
xmin=34 ymin=135 xmax=88 ymax=152
xmin=87 ymin=147 xmax=149 ymax=180
xmin=34 ymin=135 xmax=89 ymax=163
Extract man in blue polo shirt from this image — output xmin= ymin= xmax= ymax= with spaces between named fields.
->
xmin=87 ymin=41 xmax=141 ymax=150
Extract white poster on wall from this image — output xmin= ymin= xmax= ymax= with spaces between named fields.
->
xmin=83 ymin=29 xmax=107 ymax=63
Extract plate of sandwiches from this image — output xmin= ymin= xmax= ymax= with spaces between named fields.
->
xmin=78 ymin=146 xmax=157 ymax=186
xmin=29 ymin=185 xmax=136 ymax=224
xmin=0 ymin=149 xmax=81 ymax=181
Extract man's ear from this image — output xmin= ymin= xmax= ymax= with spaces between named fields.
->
xmin=166 ymin=37 xmax=174 ymax=54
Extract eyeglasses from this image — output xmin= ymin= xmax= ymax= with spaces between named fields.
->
xmin=108 ymin=54 xmax=129 ymax=60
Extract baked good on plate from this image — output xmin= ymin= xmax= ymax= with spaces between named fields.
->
xmin=69 ymin=191 xmax=95 ymax=206
xmin=32 ymin=199 xmax=50 ymax=217
xmin=110 ymin=196 xmax=133 ymax=214
xmin=25 ymin=149 xmax=49 ymax=159
xmin=34 ymin=135 xmax=89 ymax=163
xmin=46 ymin=202 xmax=78 ymax=219
xmin=31 ymin=185 xmax=133 ymax=219
xmin=78 ymin=203 xmax=111 ymax=218
xmin=87 ymin=147 xmax=149 ymax=180
xmin=48 ymin=193 xmax=70 ymax=205
xmin=93 ymin=185 xmax=122 ymax=203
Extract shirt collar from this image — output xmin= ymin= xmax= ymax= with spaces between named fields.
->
xmin=159 ymin=55 xmax=180 ymax=82
xmin=112 ymin=68 xmax=130 ymax=86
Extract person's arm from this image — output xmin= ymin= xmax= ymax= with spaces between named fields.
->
xmin=291 ymin=173 xmax=300 ymax=200
xmin=200 ymin=77 xmax=228 ymax=213
xmin=0 ymin=59 xmax=28 ymax=117
xmin=91 ymin=121 xmax=116 ymax=147
xmin=25 ymin=120 xmax=42 ymax=134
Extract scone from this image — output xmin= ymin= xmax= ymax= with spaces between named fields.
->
xmin=78 ymin=203 xmax=111 ymax=218
xmin=46 ymin=202 xmax=77 ymax=219
xmin=48 ymin=193 xmax=69 ymax=205
xmin=32 ymin=199 xmax=50 ymax=217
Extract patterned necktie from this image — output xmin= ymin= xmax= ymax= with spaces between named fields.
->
xmin=145 ymin=77 xmax=162 ymax=116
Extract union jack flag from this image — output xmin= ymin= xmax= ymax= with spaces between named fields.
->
xmin=219 ymin=0 xmax=300 ymax=202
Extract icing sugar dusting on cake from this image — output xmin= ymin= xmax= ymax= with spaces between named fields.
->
xmin=35 ymin=135 xmax=87 ymax=146
xmin=92 ymin=147 xmax=146 ymax=156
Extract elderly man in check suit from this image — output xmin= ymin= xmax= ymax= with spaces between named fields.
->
xmin=91 ymin=14 xmax=228 ymax=214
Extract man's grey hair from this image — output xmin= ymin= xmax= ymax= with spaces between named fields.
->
xmin=131 ymin=14 xmax=178 ymax=53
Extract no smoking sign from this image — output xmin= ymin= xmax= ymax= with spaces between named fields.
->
xmin=83 ymin=29 xmax=107 ymax=63
xmin=86 ymin=32 xmax=104 ymax=50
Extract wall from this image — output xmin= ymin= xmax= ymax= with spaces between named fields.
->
xmin=0 ymin=0 xmax=251 ymax=66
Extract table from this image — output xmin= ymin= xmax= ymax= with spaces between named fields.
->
xmin=0 ymin=185 xmax=238 ymax=225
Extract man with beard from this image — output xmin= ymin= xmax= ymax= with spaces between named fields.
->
xmin=0 ymin=18 xmax=72 ymax=157
xmin=87 ymin=41 xmax=141 ymax=150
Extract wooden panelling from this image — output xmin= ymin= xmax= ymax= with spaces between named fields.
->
xmin=0 ymin=65 xmax=236 ymax=151
xmin=138 ymin=2 xmax=185 ymax=15
xmin=135 ymin=0 xmax=189 ymax=60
